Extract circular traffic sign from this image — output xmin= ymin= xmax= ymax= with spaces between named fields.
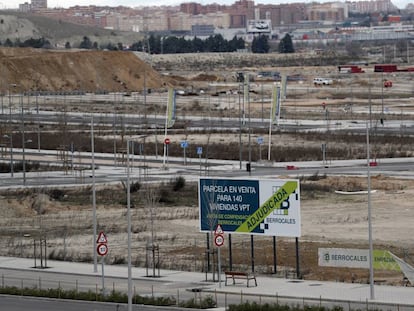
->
xmin=97 ymin=243 xmax=108 ymax=256
xmin=214 ymin=234 xmax=224 ymax=247
xmin=164 ymin=138 xmax=171 ymax=145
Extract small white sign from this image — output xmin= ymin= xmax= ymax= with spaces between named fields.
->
xmin=214 ymin=224 xmax=224 ymax=235
xmin=96 ymin=231 xmax=108 ymax=244
xmin=214 ymin=234 xmax=224 ymax=247
xmin=97 ymin=243 xmax=108 ymax=256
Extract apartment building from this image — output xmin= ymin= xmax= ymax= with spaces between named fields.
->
xmin=31 ymin=0 xmax=47 ymax=11
xmin=256 ymin=3 xmax=306 ymax=26
xmin=307 ymin=2 xmax=347 ymax=22
xmin=26 ymin=0 xmax=401 ymax=35
xmin=346 ymin=0 xmax=397 ymax=13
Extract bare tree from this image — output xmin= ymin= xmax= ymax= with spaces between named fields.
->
xmin=144 ymin=184 xmax=160 ymax=277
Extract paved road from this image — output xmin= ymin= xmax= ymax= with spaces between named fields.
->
xmin=2 ymin=148 xmax=414 ymax=188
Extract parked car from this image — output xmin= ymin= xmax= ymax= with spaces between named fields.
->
xmin=383 ymin=80 xmax=393 ymax=88
xmin=313 ymin=77 xmax=333 ymax=85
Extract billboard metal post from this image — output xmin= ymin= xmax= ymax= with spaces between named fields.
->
xmin=228 ymin=234 xmax=232 ymax=271
xmin=206 ymin=232 xmax=210 ymax=273
xmin=250 ymin=235 xmax=254 ymax=273
xmin=273 ymin=236 xmax=277 ymax=274
xmin=295 ymin=237 xmax=300 ymax=279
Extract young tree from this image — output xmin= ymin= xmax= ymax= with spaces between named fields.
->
xmin=229 ymin=36 xmax=245 ymax=51
xmin=192 ymin=36 xmax=204 ymax=52
xmin=4 ymin=38 xmax=13 ymax=47
xmin=162 ymin=36 xmax=180 ymax=53
xmin=79 ymin=36 xmax=92 ymax=49
xmin=130 ymin=41 xmax=143 ymax=51
xmin=148 ymin=35 xmax=161 ymax=54
xmin=251 ymin=35 xmax=269 ymax=53
xmin=278 ymin=33 xmax=295 ymax=53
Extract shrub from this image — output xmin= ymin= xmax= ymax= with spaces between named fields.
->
xmin=172 ymin=176 xmax=185 ymax=191
xmin=130 ymin=181 xmax=141 ymax=193
xmin=179 ymin=295 xmax=216 ymax=308
xmin=48 ymin=189 xmax=66 ymax=200
xmin=158 ymin=187 xmax=174 ymax=204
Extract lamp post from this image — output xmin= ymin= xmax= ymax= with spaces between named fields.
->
xmin=22 ymin=138 xmax=32 ymax=186
xmin=366 ymin=122 xmax=375 ymax=300
xmin=35 ymin=91 xmax=41 ymax=152
xmin=3 ymin=134 xmax=13 ymax=177
xmin=91 ymin=117 xmax=97 ymax=273
xmin=126 ymin=139 xmax=132 ymax=311
xmin=20 ymin=91 xmax=32 ymax=186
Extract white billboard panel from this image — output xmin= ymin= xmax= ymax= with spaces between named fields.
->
xmin=319 ymin=248 xmax=368 ymax=268
xmin=247 ymin=20 xmax=272 ymax=33
xmin=199 ymin=178 xmax=301 ymax=237
xmin=319 ymin=248 xmax=400 ymax=271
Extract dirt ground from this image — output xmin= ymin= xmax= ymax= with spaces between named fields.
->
xmin=0 ymin=48 xmax=413 ymax=287
xmin=0 ymin=175 xmax=413 ymax=287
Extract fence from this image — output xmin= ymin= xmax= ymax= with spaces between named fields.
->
xmin=1 ymin=273 xmax=414 ymax=310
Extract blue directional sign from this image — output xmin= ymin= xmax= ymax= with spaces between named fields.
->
xmin=257 ymin=136 xmax=264 ymax=145
xmin=196 ymin=146 xmax=203 ymax=155
xmin=180 ymin=140 xmax=188 ymax=148
xmin=199 ymin=178 xmax=301 ymax=237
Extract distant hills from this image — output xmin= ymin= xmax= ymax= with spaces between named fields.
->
xmin=0 ymin=11 xmax=144 ymax=48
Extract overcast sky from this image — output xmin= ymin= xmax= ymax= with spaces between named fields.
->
xmin=2 ymin=0 xmax=411 ymax=10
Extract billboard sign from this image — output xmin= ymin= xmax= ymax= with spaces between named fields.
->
xmin=247 ymin=19 xmax=272 ymax=33
xmin=318 ymin=248 xmax=401 ymax=271
xmin=199 ymin=178 xmax=300 ymax=237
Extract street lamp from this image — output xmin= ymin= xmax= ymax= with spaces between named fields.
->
xmin=22 ymin=138 xmax=32 ymax=185
xmin=20 ymin=89 xmax=32 ymax=186
xmin=3 ymin=134 xmax=13 ymax=177
xmin=126 ymin=139 xmax=132 ymax=311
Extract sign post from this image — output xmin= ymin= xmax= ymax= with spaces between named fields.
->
xmin=180 ymin=140 xmax=188 ymax=165
xmin=163 ymin=138 xmax=170 ymax=167
xmin=96 ymin=232 xmax=108 ymax=297
xmin=214 ymin=224 xmax=224 ymax=288
xmin=257 ymin=136 xmax=264 ymax=161
xmin=197 ymin=146 xmax=203 ymax=175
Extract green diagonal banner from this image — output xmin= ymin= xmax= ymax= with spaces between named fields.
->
xmin=235 ymin=181 xmax=297 ymax=233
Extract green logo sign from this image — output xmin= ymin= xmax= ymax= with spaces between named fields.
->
xmin=235 ymin=181 xmax=297 ymax=233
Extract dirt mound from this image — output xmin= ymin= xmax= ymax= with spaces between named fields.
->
xmin=0 ymin=48 xmax=174 ymax=93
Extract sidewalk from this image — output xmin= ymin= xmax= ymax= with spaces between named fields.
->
xmin=1 ymin=256 xmax=413 ymax=307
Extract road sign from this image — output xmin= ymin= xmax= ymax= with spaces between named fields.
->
xmin=214 ymin=224 xmax=224 ymax=235
xmin=214 ymin=234 xmax=224 ymax=247
xmin=97 ymin=243 xmax=108 ymax=256
xmin=257 ymin=136 xmax=264 ymax=145
xmin=180 ymin=140 xmax=188 ymax=148
xmin=164 ymin=138 xmax=171 ymax=145
xmin=197 ymin=146 xmax=203 ymax=155
xmin=97 ymin=231 xmax=108 ymax=244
